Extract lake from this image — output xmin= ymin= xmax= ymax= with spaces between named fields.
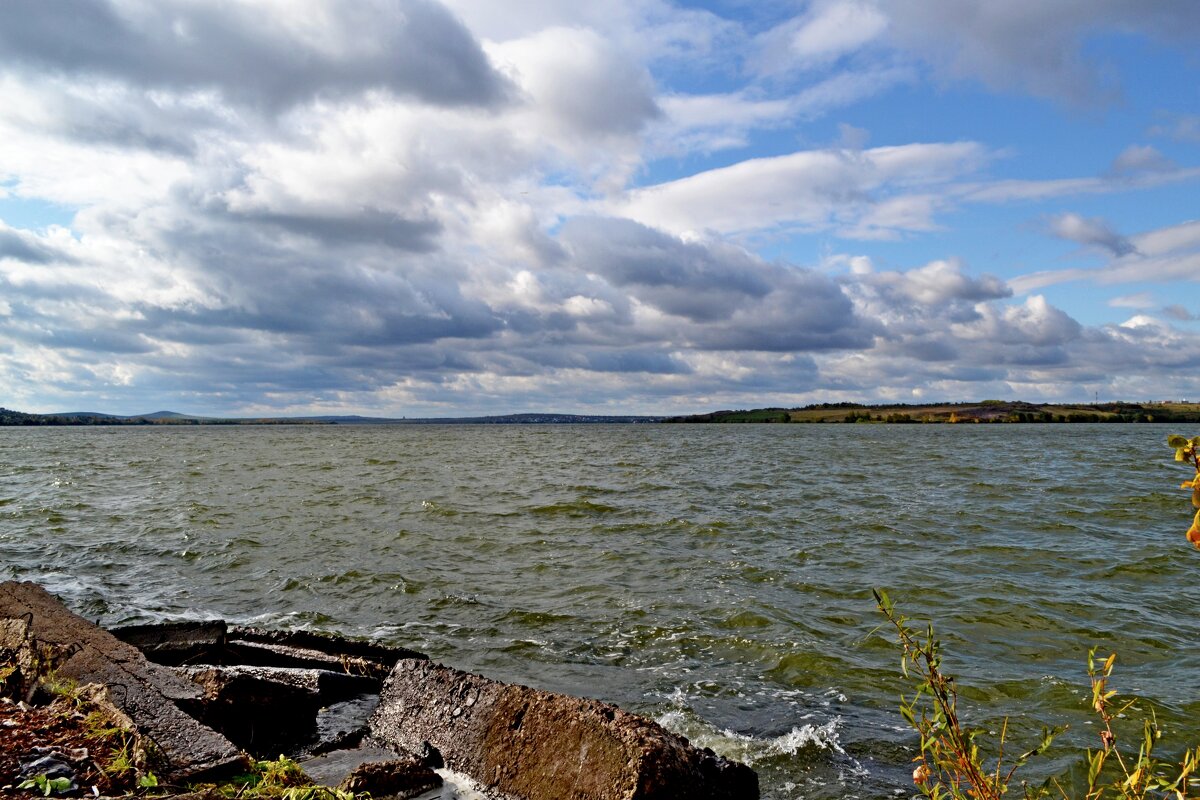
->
xmin=2 ymin=423 xmax=1198 ymax=798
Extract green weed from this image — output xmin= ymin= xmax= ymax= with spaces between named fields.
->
xmin=192 ymin=756 xmax=359 ymax=800
xmin=17 ymin=774 xmax=73 ymax=797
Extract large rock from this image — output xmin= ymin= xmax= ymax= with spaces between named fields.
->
xmin=369 ymin=660 xmax=758 ymax=800
xmin=0 ymin=581 xmax=246 ymax=782
xmin=338 ymin=755 xmax=443 ymax=799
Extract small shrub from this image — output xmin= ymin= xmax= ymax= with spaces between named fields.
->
xmin=1167 ymin=435 xmax=1200 ymax=547
xmin=875 ymin=590 xmax=1200 ymax=799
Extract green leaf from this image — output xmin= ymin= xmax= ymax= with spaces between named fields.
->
xmin=1169 ymin=434 xmax=1190 ymax=448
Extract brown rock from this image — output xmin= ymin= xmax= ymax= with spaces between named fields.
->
xmin=338 ymin=755 xmax=443 ymax=799
xmin=369 ymin=660 xmax=758 ymax=800
xmin=0 ymin=615 xmax=39 ymax=699
xmin=0 ymin=581 xmax=246 ymax=782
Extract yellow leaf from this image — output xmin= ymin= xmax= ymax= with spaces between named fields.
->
xmin=1183 ymin=480 xmax=1196 ymax=489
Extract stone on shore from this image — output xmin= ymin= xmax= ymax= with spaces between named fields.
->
xmin=0 ymin=581 xmax=246 ymax=782
xmin=337 ymin=755 xmax=443 ymax=799
xmin=369 ymin=659 xmax=759 ymax=800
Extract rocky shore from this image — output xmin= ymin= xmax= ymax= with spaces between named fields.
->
xmin=1 ymin=581 xmax=758 ymax=799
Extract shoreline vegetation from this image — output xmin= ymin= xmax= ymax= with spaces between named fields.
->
xmin=663 ymin=400 xmax=1200 ymax=424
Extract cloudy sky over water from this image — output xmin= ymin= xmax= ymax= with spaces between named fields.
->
xmin=1 ymin=1 xmax=1198 ymax=416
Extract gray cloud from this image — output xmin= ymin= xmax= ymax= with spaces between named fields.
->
xmin=0 ymin=0 xmax=509 ymax=110
xmin=1150 ymin=113 xmax=1200 ymax=144
xmin=1046 ymin=212 xmax=1136 ymax=256
xmin=886 ymin=0 xmax=1200 ymax=104
xmin=230 ymin=208 xmax=443 ymax=252
xmin=1163 ymin=305 xmax=1197 ymax=322
xmin=558 ymin=217 xmax=877 ymax=351
xmin=1108 ymin=144 xmax=1176 ymax=177
xmin=0 ymin=227 xmax=69 ymax=264
xmin=562 ymin=217 xmax=772 ymax=322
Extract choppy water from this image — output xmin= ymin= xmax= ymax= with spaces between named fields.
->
xmin=3 ymin=424 xmax=1199 ymax=798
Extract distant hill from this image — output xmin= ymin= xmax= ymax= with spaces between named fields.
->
xmin=45 ymin=411 xmax=121 ymax=419
xmin=296 ymin=412 xmax=661 ymax=424
xmin=663 ymin=400 xmax=1200 ymax=424
xmin=139 ymin=410 xmax=197 ymax=420
xmin=0 ymin=408 xmax=661 ymax=426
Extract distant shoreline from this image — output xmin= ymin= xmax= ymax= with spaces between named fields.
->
xmin=663 ymin=400 xmax=1200 ymax=424
xmin=0 ymin=407 xmax=663 ymax=426
xmin=4 ymin=401 xmax=1200 ymax=426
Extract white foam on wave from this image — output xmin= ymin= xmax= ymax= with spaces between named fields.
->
xmin=655 ymin=707 xmax=847 ymax=767
xmin=405 ymin=767 xmax=492 ymax=800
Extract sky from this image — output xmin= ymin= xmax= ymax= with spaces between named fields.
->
xmin=1 ymin=0 xmax=1198 ymax=417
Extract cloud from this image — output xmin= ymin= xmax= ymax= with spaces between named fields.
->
xmin=1046 ymin=212 xmax=1136 ymax=256
xmin=1013 ymin=218 xmax=1200 ymax=294
xmin=615 ymin=141 xmax=990 ymax=237
xmin=489 ymin=27 xmax=660 ymax=139
xmin=752 ymin=0 xmax=889 ymax=74
xmin=1108 ymin=144 xmax=1176 ymax=176
xmin=883 ymin=0 xmax=1200 ymax=105
xmin=854 ymin=257 xmax=1011 ymax=306
xmin=1163 ymin=305 xmax=1197 ymax=322
xmin=1109 ymin=292 xmax=1155 ymax=309
xmin=0 ymin=224 xmax=70 ymax=264
xmin=561 ymin=217 xmax=772 ymax=322
xmin=651 ymin=65 xmax=912 ymax=157
xmin=225 ymin=207 xmax=443 ymax=252
xmin=2 ymin=0 xmax=1200 ymax=415
xmin=0 ymin=0 xmax=509 ymax=111
xmin=1150 ymin=113 xmax=1200 ymax=144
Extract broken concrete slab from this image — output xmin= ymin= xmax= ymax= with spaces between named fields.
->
xmin=7 ymin=583 xmax=761 ymax=798
xmin=228 ymin=626 xmax=424 ymax=680
xmin=113 ymin=619 xmax=426 ymax=680
xmin=0 ymin=581 xmax=246 ymax=783
xmin=176 ymin=665 xmax=378 ymax=755
xmin=369 ymin=659 xmax=759 ymax=800
xmin=111 ymin=621 xmax=228 ymax=666
xmin=179 ymin=664 xmax=377 ymax=702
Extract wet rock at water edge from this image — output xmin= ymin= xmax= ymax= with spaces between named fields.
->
xmin=6 ymin=581 xmax=761 ymax=799
xmin=0 ymin=581 xmax=247 ymax=782
xmin=337 ymin=755 xmax=443 ymax=799
xmin=369 ymin=659 xmax=759 ymax=800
